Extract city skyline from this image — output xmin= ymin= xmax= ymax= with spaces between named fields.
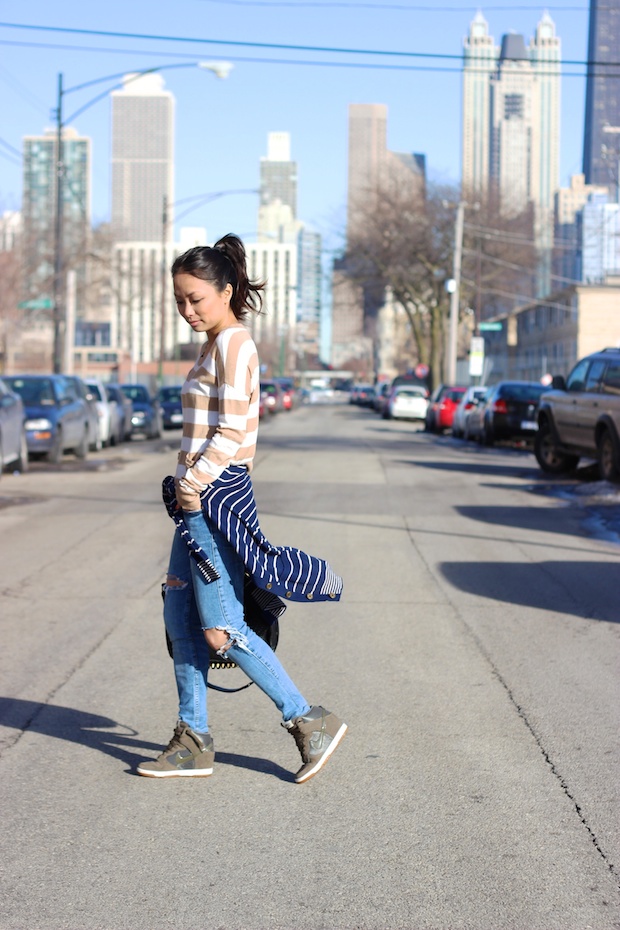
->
xmin=0 ymin=2 xmax=591 ymax=252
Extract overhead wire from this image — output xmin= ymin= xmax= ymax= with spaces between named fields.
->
xmin=0 ymin=20 xmax=617 ymax=70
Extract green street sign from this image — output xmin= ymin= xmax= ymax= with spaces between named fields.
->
xmin=479 ymin=321 xmax=503 ymax=331
xmin=18 ymin=299 xmax=54 ymax=310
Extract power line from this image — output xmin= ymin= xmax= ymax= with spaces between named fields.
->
xmin=0 ymin=38 xmax=611 ymax=81
xmin=192 ymin=0 xmax=600 ymax=9
xmin=0 ymin=20 xmax=617 ymax=68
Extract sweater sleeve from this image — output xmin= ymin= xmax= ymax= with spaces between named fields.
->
xmin=175 ymin=329 xmax=257 ymax=510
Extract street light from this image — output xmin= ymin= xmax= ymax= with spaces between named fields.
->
xmin=51 ymin=59 xmax=233 ymax=373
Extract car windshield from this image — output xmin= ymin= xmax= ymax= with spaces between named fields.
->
xmin=500 ymin=384 xmax=546 ymax=402
xmin=122 ymin=385 xmax=150 ymax=402
xmin=4 ymin=377 xmax=55 ymax=405
xmin=159 ymin=388 xmax=182 ymax=402
xmin=446 ymin=389 xmax=466 ymax=402
xmin=396 ymin=387 xmax=425 ymax=398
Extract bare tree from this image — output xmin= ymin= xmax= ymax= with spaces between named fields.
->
xmin=344 ymin=177 xmax=456 ymax=384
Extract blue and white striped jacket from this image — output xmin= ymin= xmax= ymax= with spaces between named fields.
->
xmin=162 ymin=467 xmax=343 ymax=604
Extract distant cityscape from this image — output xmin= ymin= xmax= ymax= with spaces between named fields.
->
xmin=0 ymin=0 xmax=618 ymax=386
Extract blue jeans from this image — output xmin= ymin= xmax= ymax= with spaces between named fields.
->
xmin=163 ymin=508 xmax=310 ymax=732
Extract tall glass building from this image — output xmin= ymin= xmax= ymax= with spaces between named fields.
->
xmin=583 ymin=0 xmax=620 ymax=196
xmin=22 ymin=127 xmax=90 ymax=300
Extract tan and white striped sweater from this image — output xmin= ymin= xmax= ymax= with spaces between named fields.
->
xmin=174 ymin=324 xmax=260 ymax=511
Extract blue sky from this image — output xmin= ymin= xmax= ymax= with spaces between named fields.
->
xmin=0 ymin=0 xmax=590 ymax=256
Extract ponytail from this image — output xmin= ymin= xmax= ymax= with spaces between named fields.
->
xmin=171 ymin=234 xmax=265 ymax=321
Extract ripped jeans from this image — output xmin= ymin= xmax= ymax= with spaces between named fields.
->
xmin=163 ymin=508 xmax=310 ymax=732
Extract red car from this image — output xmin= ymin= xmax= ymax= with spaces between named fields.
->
xmin=425 ymin=385 xmax=467 ymax=433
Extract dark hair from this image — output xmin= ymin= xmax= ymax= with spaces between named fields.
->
xmin=171 ymin=234 xmax=265 ymax=320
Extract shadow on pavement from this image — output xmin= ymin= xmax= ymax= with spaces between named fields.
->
xmin=440 ymin=561 xmax=619 ymax=623
xmin=0 ymin=697 xmax=293 ymax=780
xmin=455 ymin=504 xmax=580 ymax=537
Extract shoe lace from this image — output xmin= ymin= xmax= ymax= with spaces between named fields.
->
xmin=289 ymin=724 xmax=310 ymax=762
xmin=160 ymin=722 xmax=188 ymax=756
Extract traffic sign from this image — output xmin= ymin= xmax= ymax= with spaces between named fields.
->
xmin=479 ymin=321 xmax=502 ymax=331
xmin=18 ymin=298 xmax=53 ymax=310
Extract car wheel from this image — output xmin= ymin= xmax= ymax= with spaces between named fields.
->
xmin=534 ymin=421 xmax=578 ymax=474
xmin=91 ymin=424 xmax=103 ymax=452
xmin=46 ymin=428 xmax=63 ymax=464
xmin=483 ymin=422 xmax=494 ymax=446
xmin=597 ymin=427 xmax=620 ymax=483
xmin=75 ymin=427 xmax=89 ymax=460
xmin=16 ymin=429 xmax=29 ymax=473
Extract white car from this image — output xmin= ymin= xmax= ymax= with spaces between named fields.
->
xmin=384 ymin=384 xmax=429 ymax=421
xmin=86 ymin=379 xmax=120 ymax=446
xmin=452 ymin=386 xmax=488 ymax=438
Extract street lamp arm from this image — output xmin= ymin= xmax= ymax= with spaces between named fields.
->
xmin=173 ymin=189 xmax=259 ymax=224
xmin=64 ymin=60 xmax=232 ymax=124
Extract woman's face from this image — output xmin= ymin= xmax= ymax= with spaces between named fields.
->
xmin=173 ymin=273 xmax=236 ymax=337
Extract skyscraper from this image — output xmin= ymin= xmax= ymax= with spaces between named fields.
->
xmin=347 ymin=104 xmax=388 ymax=238
xmin=583 ymin=0 xmax=620 ymax=195
xmin=462 ymin=13 xmax=561 ymax=293
xmin=259 ymin=132 xmax=297 ymax=224
xmin=22 ymin=127 xmax=90 ymax=300
xmin=111 ymin=73 xmax=174 ymax=242
xmin=462 ymin=12 xmax=497 ymax=196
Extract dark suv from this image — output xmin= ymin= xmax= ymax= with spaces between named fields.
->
xmin=535 ymin=348 xmax=620 ymax=482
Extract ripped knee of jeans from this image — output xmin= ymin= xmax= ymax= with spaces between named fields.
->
xmin=163 ymin=574 xmax=189 ymax=594
xmin=204 ymin=625 xmax=249 ymax=656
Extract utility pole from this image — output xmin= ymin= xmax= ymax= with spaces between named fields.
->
xmin=158 ymin=195 xmax=169 ymax=384
xmin=52 ymin=73 xmax=65 ymax=374
xmin=446 ymin=201 xmax=465 ymax=385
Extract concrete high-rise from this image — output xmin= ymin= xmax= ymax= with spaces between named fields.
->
xmin=259 ymin=132 xmax=297 ymax=229
xmin=111 ymin=73 xmax=174 ymax=242
xmin=347 ymin=104 xmax=388 ymax=238
xmin=462 ymin=12 xmax=561 ymax=293
xmin=583 ymin=0 xmax=620 ymax=196
xmin=22 ymin=127 xmax=90 ymax=300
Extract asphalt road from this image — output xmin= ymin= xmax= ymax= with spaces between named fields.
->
xmin=1 ymin=404 xmax=619 ymax=930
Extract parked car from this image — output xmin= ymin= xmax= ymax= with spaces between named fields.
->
xmin=384 ymin=383 xmax=429 ymax=422
xmin=452 ymin=386 xmax=488 ymax=439
xmin=272 ymin=378 xmax=299 ymax=411
xmin=64 ymin=375 xmax=102 ymax=451
xmin=373 ymin=382 xmax=392 ymax=415
xmin=120 ymin=384 xmax=162 ymax=438
xmin=157 ymin=385 xmax=184 ymax=429
xmin=535 ymin=347 xmax=620 ymax=482
xmin=3 ymin=374 xmax=90 ymax=462
xmin=462 ymin=388 xmax=491 ymax=441
xmin=0 ymin=378 xmax=28 ymax=475
xmin=350 ymin=384 xmax=375 ymax=407
xmin=425 ymin=385 xmax=467 ymax=433
xmin=260 ymin=380 xmax=284 ymax=415
xmin=106 ymin=384 xmax=133 ymax=442
xmin=85 ymin=378 xmax=118 ymax=446
xmin=465 ymin=381 xmax=546 ymax=445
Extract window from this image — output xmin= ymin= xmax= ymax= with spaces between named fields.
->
xmin=602 ymin=362 xmax=620 ymax=396
xmin=584 ymin=360 xmax=606 ymax=393
xmin=566 ymin=358 xmax=589 ymax=392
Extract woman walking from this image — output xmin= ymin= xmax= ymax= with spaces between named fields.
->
xmin=137 ymin=234 xmax=346 ymax=783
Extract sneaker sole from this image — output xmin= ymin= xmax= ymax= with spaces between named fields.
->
xmin=295 ymin=723 xmax=347 ymax=784
xmin=137 ymin=766 xmax=214 ymax=778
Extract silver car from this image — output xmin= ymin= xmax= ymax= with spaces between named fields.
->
xmin=0 ymin=378 xmax=28 ymax=475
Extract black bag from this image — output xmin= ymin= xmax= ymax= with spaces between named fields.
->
xmin=162 ymin=573 xmax=280 ymax=692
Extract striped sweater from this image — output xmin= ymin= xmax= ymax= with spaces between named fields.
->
xmin=175 ymin=325 xmax=260 ymax=511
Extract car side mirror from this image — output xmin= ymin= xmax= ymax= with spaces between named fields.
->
xmin=551 ymin=375 xmax=566 ymax=391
